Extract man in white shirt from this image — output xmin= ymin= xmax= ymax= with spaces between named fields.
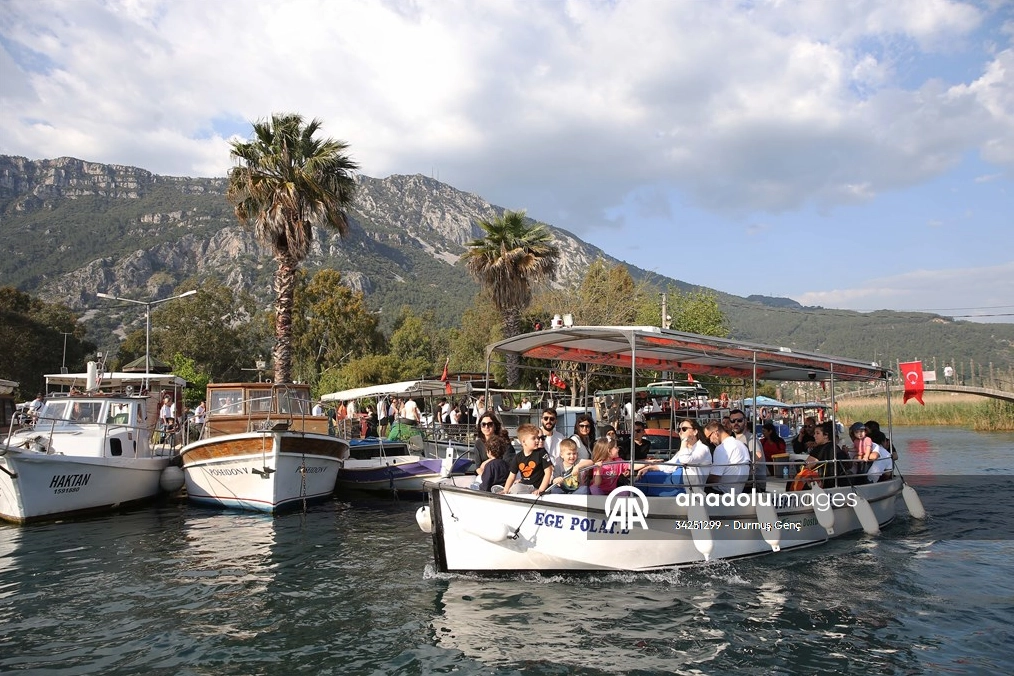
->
xmin=702 ymin=420 xmax=750 ymax=493
xmin=539 ymin=407 xmax=566 ymax=462
xmin=728 ymin=408 xmax=766 ymax=491
xmin=312 ymin=401 xmax=324 ymax=417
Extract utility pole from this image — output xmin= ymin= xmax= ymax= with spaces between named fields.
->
xmin=60 ymin=332 xmax=73 ymax=374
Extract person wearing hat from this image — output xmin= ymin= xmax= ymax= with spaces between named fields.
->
xmin=848 ymin=421 xmax=872 ymax=474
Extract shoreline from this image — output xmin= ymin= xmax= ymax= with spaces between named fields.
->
xmin=835 ymin=392 xmax=1014 ymax=431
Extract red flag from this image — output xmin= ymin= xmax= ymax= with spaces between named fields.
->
xmin=687 ymin=373 xmax=695 ymax=384
xmin=899 ymin=360 xmax=925 ymax=405
xmin=549 ymin=371 xmax=567 ymax=390
xmin=440 ymin=358 xmax=452 ymax=395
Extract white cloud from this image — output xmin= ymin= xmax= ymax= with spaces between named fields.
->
xmin=0 ymin=0 xmax=1010 ymax=233
xmin=793 ymin=261 xmax=1014 ymax=322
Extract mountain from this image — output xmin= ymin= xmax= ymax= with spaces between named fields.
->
xmin=1 ymin=155 xmax=1012 ymax=375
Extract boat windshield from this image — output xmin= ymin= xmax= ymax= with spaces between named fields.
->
xmin=39 ymin=399 xmax=106 ymax=425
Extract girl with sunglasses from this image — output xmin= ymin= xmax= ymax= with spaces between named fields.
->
xmin=473 ymin=413 xmax=507 ymax=469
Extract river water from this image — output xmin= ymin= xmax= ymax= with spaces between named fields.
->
xmin=1 ymin=427 xmax=1011 ymax=675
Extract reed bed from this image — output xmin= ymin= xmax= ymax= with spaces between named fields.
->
xmin=835 ymin=393 xmax=1014 ymax=431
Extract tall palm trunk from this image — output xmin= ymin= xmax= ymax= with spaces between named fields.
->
xmin=504 ymin=310 xmax=522 ymax=387
xmin=273 ymin=253 xmax=298 ymax=384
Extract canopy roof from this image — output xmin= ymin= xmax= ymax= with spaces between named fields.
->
xmin=321 ymin=379 xmax=472 ymax=402
xmin=487 ymin=326 xmax=888 ymax=383
xmin=596 ymin=381 xmax=708 ymax=398
xmin=741 ymin=395 xmax=790 ymax=408
xmin=45 ymin=371 xmax=187 ymax=389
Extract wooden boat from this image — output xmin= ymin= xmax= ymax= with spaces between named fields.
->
xmin=416 ymin=326 xmax=927 ymax=573
xmin=179 ymin=382 xmax=348 ymax=513
xmin=1 ymin=370 xmax=186 ymax=523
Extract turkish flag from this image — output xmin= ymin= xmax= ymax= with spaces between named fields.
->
xmin=549 ymin=371 xmax=567 ymax=390
xmin=440 ymin=358 xmax=452 ymax=395
xmin=899 ymin=360 xmax=925 ymax=405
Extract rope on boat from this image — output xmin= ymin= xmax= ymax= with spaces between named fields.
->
xmin=509 ymin=491 xmax=545 ymax=541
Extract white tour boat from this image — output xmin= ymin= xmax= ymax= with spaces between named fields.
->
xmin=322 ymin=380 xmax=476 ymax=496
xmin=179 ymin=382 xmax=348 ymax=513
xmin=1 ymin=370 xmax=186 ymax=523
xmin=416 ymin=326 xmax=927 ymax=573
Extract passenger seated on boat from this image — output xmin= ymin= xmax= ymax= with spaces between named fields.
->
xmin=804 ymin=421 xmax=854 ymax=488
xmin=548 ymin=439 xmax=593 ymax=494
xmin=864 ymin=420 xmax=898 ymax=461
xmin=856 ymin=434 xmax=894 ymax=484
xmin=590 ymin=437 xmax=631 ymax=495
xmin=386 ymin=418 xmax=418 ymax=443
xmin=792 ymin=416 xmax=817 ymax=455
xmin=474 ymin=413 xmax=507 ymax=470
xmin=702 ymin=420 xmax=750 ymax=493
xmin=502 ymin=424 xmax=554 ymax=496
xmin=478 ymin=435 xmax=511 ymax=492
xmin=635 ymin=418 xmax=710 ymax=491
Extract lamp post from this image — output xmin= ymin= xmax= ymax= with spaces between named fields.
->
xmin=96 ymin=290 xmax=197 ymax=384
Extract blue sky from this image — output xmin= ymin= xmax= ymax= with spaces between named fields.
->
xmin=1 ymin=0 xmax=1011 ymax=322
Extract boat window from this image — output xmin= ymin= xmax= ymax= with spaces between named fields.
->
xmin=106 ymin=402 xmax=131 ymax=425
xmin=40 ymin=401 xmax=71 ymax=422
xmin=249 ymin=389 xmax=273 ymax=413
xmin=276 ymin=389 xmax=311 ymax=415
xmin=210 ymin=389 xmax=244 ymax=415
xmin=70 ymin=401 xmax=103 ymax=423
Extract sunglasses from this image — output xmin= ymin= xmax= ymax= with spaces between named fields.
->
xmin=729 ymin=418 xmax=745 ymax=423
xmin=537 ymin=435 xmax=546 ymax=441
xmin=577 ymin=423 xmax=591 ymax=428
xmin=679 ymin=425 xmax=694 ymax=431
xmin=542 ymin=417 xmax=556 ymax=422
xmin=480 ymin=421 xmax=494 ymax=427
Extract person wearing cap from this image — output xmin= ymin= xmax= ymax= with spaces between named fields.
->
xmin=848 ymin=421 xmax=871 ymax=472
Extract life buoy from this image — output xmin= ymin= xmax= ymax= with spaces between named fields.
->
xmin=789 ymin=467 xmax=821 ymax=491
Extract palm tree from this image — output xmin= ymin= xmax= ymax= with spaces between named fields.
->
xmin=227 ymin=113 xmax=358 ymax=384
xmin=463 ymin=210 xmax=559 ymax=385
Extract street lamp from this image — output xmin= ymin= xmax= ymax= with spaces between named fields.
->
xmin=96 ymin=290 xmax=197 ymax=383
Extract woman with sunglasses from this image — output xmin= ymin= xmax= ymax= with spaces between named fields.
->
xmin=638 ymin=418 xmax=711 ymax=490
xmin=570 ymin=413 xmax=596 ymax=461
xmin=473 ymin=413 xmax=507 ymax=469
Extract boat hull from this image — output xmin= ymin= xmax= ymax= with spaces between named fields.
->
xmin=337 ymin=455 xmax=473 ymax=494
xmin=423 ymin=478 xmax=902 ymax=573
xmin=0 ymin=449 xmax=169 ymax=523
xmin=180 ymin=431 xmax=348 ymax=513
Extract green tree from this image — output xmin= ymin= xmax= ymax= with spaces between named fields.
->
xmin=0 ymin=287 xmax=94 ymax=395
xmin=116 ymin=278 xmax=264 ymax=381
xmin=321 ymin=353 xmax=431 ymax=396
xmin=227 ymin=113 xmax=358 ymax=384
xmin=462 ymin=210 xmax=559 ymax=386
xmin=388 ymin=306 xmax=442 ymax=368
xmin=291 ymin=268 xmax=384 ymax=386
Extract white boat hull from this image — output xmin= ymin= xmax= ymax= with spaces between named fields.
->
xmin=0 ymin=449 xmax=169 ymax=523
xmin=423 ymin=477 xmax=903 ymax=572
xmin=180 ymin=431 xmax=348 ymax=513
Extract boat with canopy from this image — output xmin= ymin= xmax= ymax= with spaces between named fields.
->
xmin=321 ymin=380 xmax=475 ymax=495
xmin=416 ymin=325 xmax=926 ymax=573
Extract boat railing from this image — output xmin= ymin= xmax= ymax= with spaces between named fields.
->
xmin=8 ymin=412 xmax=159 ymax=459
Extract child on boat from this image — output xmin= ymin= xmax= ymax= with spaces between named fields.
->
xmin=590 ymin=437 xmax=629 ymax=495
xmin=477 ymin=434 xmax=511 ymax=492
xmin=549 ymin=438 xmax=593 ymax=494
xmin=502 ymin=424 xmax=554 ymax=496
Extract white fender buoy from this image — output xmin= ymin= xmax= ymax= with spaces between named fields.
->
xmin=755 ymin=501 xmax=781 ymax=552
xmin=902 ymin=483 xmax=927 ymax=519
xmin=462 ymin=521 xmax=511 ymax=543
xmin=852 ymin=492 xmax=881 ymax=535
xmin=688 ymin=503 xmax=714 ymax=561
xmin=439 ymin=445 xmax=454 ymax=477
xmin=415 ymin=506 xmax=433 ymax=533
xmin=810 ymin=484 xmax=836 ymax=535
xmin=159 ymin=465 xmax=185 ymax=493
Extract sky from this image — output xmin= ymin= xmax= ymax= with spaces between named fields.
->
xmin=1 ymin=0 xmax=1012 ymax=323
